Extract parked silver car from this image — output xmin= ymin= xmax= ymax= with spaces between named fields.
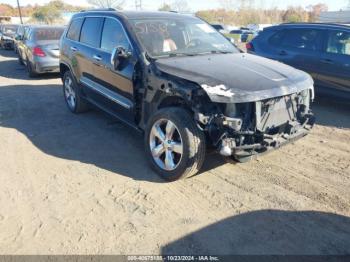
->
xmin=17 ymin=25 xmax=65 ymax=77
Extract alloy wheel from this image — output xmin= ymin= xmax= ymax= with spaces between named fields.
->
xmin=64 ymin=76 xmax=76 ymax=110
xmin=149 ymin=119 xmax=183 ymax=171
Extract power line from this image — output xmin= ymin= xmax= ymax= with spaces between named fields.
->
xmin=135 ymin=0 xmax=142 ymax=10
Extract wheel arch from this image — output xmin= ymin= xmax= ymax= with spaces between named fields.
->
xmin=59 ymin=62 xmax=71 ymax=80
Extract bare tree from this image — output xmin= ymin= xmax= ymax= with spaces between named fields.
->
xmin=171 ymin=0 xmax=190 ymax=12
xmin=87 ymin=0 xmax=125 ymax=9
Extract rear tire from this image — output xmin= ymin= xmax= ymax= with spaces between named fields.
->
xmin=18 ymin=53 xmax=24 ymax=65
xmin=63 ymin=70 xmax=89 ymax=113
xmin=145 ymin=107 xmax=206 ymax=181
xmin=26 ymin=60 xmax=38 ymax=78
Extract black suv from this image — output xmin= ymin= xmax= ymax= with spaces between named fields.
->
xmin=60 ymin=10 xmax=315 ymax=181
xmin=247 ymin=23 xmax=350 ymax=99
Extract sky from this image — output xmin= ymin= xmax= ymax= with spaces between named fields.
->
xmin=1 ymin=0 xmax=349 ymax=11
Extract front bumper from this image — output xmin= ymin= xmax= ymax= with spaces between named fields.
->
xmin=1 ymin=39 xmax=14 ymax=49
xmin=218 ymin=113 xmax=315 ymax=162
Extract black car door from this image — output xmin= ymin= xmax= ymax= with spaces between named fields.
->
xmin=270 ymin=28 xmax=325 ymax=84
xmin=75 ymin=17 xmax=106 ymax=101
xmin=89 ymin=16 xmax=136 ymax=124
xmin=317 ymin=29 xmax=350 ymax=95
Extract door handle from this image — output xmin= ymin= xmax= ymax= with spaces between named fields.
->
xmin=93 ymin=55 xmax=102 ymax=62
xmin=321 ymin=59 xmax=334 ymax=64
xmin=70 ymin=46 xmax=77 ymax=52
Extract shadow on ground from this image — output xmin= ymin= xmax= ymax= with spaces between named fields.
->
xmin=0 ymin=85 xmax=349 ymax=182
xmin=161 ymin=210 xmax=350 ymax=255
xmin=0 ymin=49 xmax=17 ymax=58
xmin=313 ymin=96 xmax=350 ymax=129
xmin=0 ymin=50 xmax=60 ymax=80
xmin=0 ymin=83 xmax=169 ymax=182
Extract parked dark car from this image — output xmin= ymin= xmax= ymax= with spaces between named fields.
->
xmin=210 ymin=23 xmax=228 ymax=34
xmin=14 ymin=24 xmax=30 ymax=54
xmin=247 ymin=23 xmax=350 ymax=99
xmin=0 ymin=24 xmax=19 ymax=49
xmin=60 ymin=10 xmax=315 ymax=181
xmin=18 ymin=25 xmax=65 ymax=77
xmin=229 ymin=29 xmax=258 ymax=42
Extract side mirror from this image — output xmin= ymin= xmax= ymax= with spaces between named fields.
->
xmin=111 ymin=46 xmax=132 ymax=71
xmin=15 ymin=35 xmax=23 ymax=41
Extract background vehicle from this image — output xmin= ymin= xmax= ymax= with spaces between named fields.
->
xmin=229 ymin=28 xmax=258 ymax=43
xmin=247 ymin=23 xmax=350 ymax=99
xmin=210 ymin=23 xmax=229 ymax=34
xmin=60 ymin=10 xmax=314 ymax=181
xmin=18 ymin=25 xmax=65 ymax=77
xmin=14 ymin=24 xmax=30 ymax=54
xmin=0 ymin=24 xmax=18 ymax=49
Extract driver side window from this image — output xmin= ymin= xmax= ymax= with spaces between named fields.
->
xmin=101 ymin=18 xmax=130 ymax=53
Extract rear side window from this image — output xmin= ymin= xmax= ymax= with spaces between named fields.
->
xmin=280 ymin=29 xmax=323 ymax=51
xmin=326 ymin=30 xmax=350 ymax=56
xmin=67 ymin=18 xmax=83 ymax=41
xmin=269 ymin=30 xmax=286 ymax=46
xmin=80 ymin=17 xmax=104 ymax=48
xmin=101 ymin=18 xmax=130 ymax=52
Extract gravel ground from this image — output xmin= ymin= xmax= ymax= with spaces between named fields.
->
xmin=0 ymin=49 xmax=349 ymax=255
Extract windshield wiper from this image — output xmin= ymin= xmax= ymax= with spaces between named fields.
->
xmin=210 ymin=50 xmax=233 ymax=54
xmin=167 ymin=52 xmax=197 ymax=57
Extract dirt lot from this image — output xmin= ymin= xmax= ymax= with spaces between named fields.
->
xmin=0 ymin=49 xmax=349 ymax=255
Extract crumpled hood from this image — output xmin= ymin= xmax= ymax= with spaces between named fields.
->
xmin=155 ymin=53 xmax=314 ymax=103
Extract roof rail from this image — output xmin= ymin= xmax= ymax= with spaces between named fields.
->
xmin=281 ymin=22 xmax=350 ymax=27
xmin=80 ymin=8 xmax=116 ymax=12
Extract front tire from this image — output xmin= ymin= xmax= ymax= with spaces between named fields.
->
xmin=145 ymin=107 xmax=206 ymax=181
xmin=63 ymin=70 xmax=88 ymax=113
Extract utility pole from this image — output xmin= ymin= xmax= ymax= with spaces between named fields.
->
xmin=135 ymin=0 xmax=142 ymax=10
xmin=16 ymin=0 xmax=23 ymax=24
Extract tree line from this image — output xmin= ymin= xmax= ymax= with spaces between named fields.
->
xmin=0 ymin=0 xmax=329 ymax=25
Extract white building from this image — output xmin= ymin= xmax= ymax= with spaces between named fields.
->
xmin=319 ymin=11 xmax=350 ymax=25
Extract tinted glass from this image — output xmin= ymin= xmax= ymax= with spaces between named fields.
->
xmin=269 ymin=30 xmax=286 ymax=46
xmin=101 ymin=18 xmax=130 ymax=52
xmin=34 ymin=28 xmax=64 ymax=40
xmin=67 ymin=18 xmax=83 ymax=41
xmin=327 ymin=30 xmax=350 ymax=56
xmin=80 ymin=17 xmax=104 ymax=47
xmin=280 ymin=29 xmax=322 ymax=51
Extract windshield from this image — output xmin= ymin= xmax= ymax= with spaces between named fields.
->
xmin=129 ymin=17 xmax=238 ymax=58
xmin=2 ymin=25 xmax=18 ymax=35
xmin=34 ymin=28 xmax=65 ymax=41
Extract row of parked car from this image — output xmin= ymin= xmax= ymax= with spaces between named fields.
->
xmin=0 ymin=12 xmax=347 ymax=182
xmin=247 ymin=23 xmax=350 ymax=99
xmin=0 ymin=23 xmax=64 ymax=77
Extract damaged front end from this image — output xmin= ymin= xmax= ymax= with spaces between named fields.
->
xmin=196 ymin=88 xmax=315 ymax=162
